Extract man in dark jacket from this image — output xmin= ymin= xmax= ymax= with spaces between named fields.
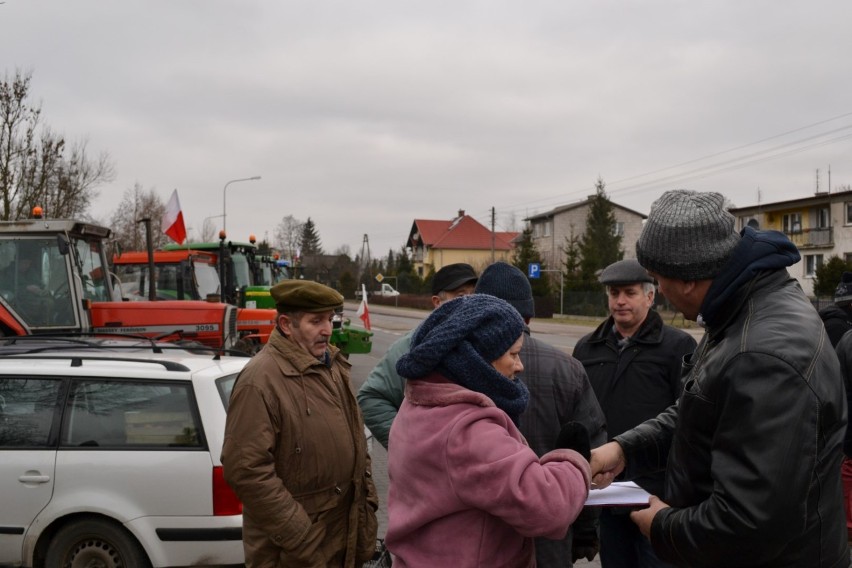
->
xmin=820 ymin=271 xmax=852 ymax=347
xmin=476 ymin=261 xmax=607 ymax=567
xmin=590 ymin=190 xmax=848 ymax=567
xmin=573 ymin=258 xmax=696 ymax=568
xmin=357 ymin=263 xmax=478 ymax=448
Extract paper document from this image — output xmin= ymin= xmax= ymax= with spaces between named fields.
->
xmin=585 ymin=481 xmax=651 ymax=507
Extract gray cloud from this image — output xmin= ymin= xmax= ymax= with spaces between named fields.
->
xmin=2 ymin=0 xmax=851 ymax=255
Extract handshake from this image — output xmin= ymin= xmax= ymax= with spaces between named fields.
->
xmin=555 ymin=422 xmax=626 ymax=489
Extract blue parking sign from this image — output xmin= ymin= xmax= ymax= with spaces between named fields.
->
xmin=528 ymin=263 xmax=541 ymax=279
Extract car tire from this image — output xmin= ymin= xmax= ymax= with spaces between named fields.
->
xmin=44 ymin=518 xmax=151 ymax=568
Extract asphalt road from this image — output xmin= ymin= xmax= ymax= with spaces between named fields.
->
xmin=343 ymin=301 xmax=637 ymax=567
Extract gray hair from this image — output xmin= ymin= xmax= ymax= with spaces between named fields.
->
xmin=605 ymin=281 xmax=656 ymax=297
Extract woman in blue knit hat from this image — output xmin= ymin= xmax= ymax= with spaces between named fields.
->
xmin=385 ymin=294 xmax=591 ymax=567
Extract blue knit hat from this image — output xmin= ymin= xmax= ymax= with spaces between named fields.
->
xmin=474 ymin=261 xmax=535 ymax=319
xmin=397 ymin=294 xmax=529 ymax=421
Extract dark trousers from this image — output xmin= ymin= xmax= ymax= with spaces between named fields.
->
xmin=599 ymin=509 xmax=675 ymax=568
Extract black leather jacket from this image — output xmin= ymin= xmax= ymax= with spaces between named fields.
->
xmin=617 ymin=238 xmax=848 ymax=567
xmin=574 ymin=310 xmax=696 ymax=496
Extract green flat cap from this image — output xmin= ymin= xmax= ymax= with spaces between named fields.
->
xmin=270 ymin=280 xmax=344 ymax=312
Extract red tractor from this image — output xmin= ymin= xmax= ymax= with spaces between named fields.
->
xmin=0 ymin=214 xmax=238 ymax=349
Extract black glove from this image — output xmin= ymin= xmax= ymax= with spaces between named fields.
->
xmin=555 ymin=421 xmax=591 ymax=460
xmin=571 ymin=533 xmax=600 ymax=562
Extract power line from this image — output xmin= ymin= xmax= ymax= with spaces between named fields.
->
xmin=489 ymin=111 xmax=852 ymax=220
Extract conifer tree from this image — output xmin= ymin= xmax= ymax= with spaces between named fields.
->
xmin=299 ymin=217 xmax=324 ymax=255
xmin=814 ymin=256 xmax=852 ymax=297
xmin=562 ymin=227 xmax=582 ymax=286
xmin=512 ymin=227 xmax=550 ymax=297
xmin=578 ymin=177 xmax=623 ymax=285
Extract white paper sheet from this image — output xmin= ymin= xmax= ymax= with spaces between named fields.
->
xmin=585 ymin=481 xmax=651 ymax=507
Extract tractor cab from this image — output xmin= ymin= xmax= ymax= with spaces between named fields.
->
xmin=0 ymin=219 xmax=113 ymax=334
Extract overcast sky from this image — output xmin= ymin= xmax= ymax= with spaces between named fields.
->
xmin=2 ymin=1 xmax=851 ymax=258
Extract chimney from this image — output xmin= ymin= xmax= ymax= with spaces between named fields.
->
xmin=457 ymin=209 xmax=465 ymax=217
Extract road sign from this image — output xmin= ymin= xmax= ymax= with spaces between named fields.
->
xmin=528 ymin=263 xmax=541 ymax=279
xmin=375 ymin=273 xmax=384 ymax=282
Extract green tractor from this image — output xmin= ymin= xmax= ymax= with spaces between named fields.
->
xmin=163 ymin=235 xmax=372 ymax=355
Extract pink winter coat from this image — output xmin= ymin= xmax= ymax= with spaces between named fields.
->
xmin=386 ymin=374 xmax=591 ymax=568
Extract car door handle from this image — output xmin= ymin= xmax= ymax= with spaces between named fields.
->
xmin=18 ymin=473 xmax=51 ymax=484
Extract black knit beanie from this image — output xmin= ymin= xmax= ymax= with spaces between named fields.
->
xmin=396 ymin=294 xmax=529 ymax=421
xmin=474 ymin=261 xmax=535 ymax=319
xmin=636 ymin=189 xmax=740 ymax=280
xmin=835 ymin=272 xmax=852 ymax=306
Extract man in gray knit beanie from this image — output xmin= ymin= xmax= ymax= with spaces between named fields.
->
xmin=636 ymin=189 xmax=739 ymax=282
xmin=590 ymin=189 xmax=848 ymax=567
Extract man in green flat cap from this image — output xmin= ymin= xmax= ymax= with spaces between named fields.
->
xmin=222 ymin=280 xmax=378 ymax=567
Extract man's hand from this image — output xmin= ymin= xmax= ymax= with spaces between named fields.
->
xmin=589 ymin=441 xmax=626 ymax=489
xmin=629 ymin=495 xmax=669 ymax=538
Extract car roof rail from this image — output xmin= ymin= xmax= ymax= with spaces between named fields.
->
xmin=0 ymin=353 xmax=192 ymax=372
xmin=0 ymin=334 xmax=252 ymax=360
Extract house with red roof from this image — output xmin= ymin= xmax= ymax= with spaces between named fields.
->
xmin=407 ymin=210 xmax=519 ymax=277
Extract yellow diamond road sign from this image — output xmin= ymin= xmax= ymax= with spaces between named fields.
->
xmin=375 ymin=273 xmax=384 ymax=282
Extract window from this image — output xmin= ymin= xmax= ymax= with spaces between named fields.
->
xmin=612 ymin=222 xmax=624 ymax=237
xmin=532 ymin=221 xmax=551 ymax=239
xmin=846 ymin=202 xmax=852 ymax=225
xmin=845 ymin=252 xmax=852 ymax=264
xmin=739 ymin=215 xmax=758 ymax=230
xmin=61 ymin=380 xmax=202 ymax=448
xmin=0 ymin=378 xmax=63 ymax=447
xmin=816 ymin=207 xmax=830 ymax=229
xmin=783 ymin=213 xmax=802 ymax=234
xmin=805 ymin=254 xmax=824 ymax=278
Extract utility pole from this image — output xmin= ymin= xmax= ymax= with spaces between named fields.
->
xmin=359 ymin=234 xmax=372 ymax=290
xmin=491 ymin=206 xmax=496 ymax=263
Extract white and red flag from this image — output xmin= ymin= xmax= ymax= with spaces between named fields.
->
xmin=162 ymin=189 xmax=187 ymax=245
xmin=356 ymin=284 xmax=371 ymax=330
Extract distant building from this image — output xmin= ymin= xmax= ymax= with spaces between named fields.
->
xmin=524 ymin=196 xmax=647 ymax=269
xmin=407 ymin=210 xmax=519 ymax=276
xmin=730 ymin=189 xmax=852 ymax=297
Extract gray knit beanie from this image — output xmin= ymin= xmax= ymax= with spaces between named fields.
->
xmin=636 ymin=190 xmax=740 ymax=280
xmin=474 ymin=261 xmax=535 ymax=319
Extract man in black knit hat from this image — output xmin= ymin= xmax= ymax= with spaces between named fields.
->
xmin=590 ymin=189 xmax=848 ymax=567
xmin=475 ymin=261 xmax=607 ymax=568
xmin=819 ymin=271 xmax=852 ymax=347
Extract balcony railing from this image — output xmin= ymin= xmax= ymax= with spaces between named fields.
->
xmin=785 ymin=227 xmax=833 ymax=248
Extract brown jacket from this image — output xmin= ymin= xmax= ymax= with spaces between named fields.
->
xmin=222 ymin=330 xmax=378 ymax=567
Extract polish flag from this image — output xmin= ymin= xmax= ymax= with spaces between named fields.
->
xmin=356 ymin=284 xmax=371 ymax=330
xmin=162 ymin=189 xmax=187 ymax=245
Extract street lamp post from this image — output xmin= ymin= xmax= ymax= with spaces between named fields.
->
xmin=222 ymin=176 xmax=261 ymax=233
